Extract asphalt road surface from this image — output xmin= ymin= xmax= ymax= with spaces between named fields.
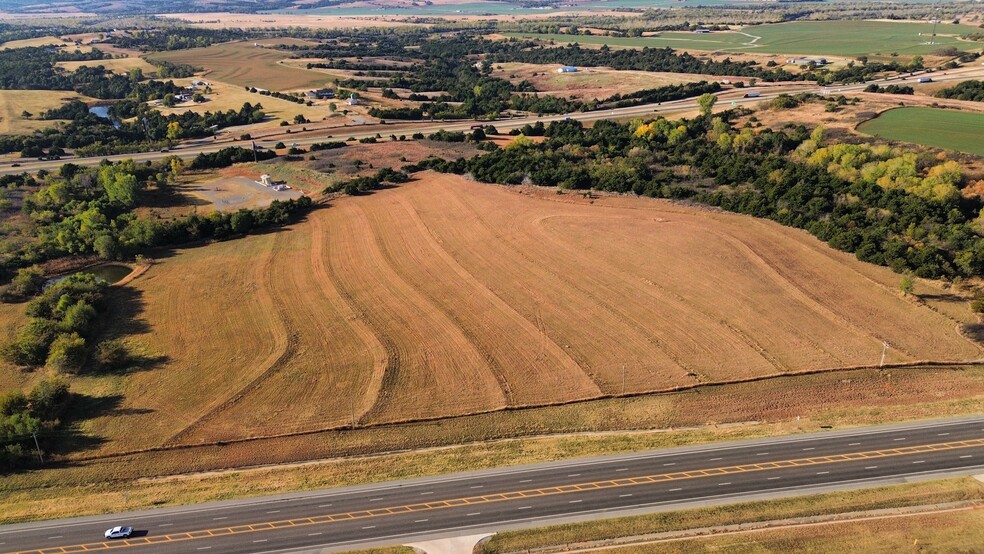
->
xmin=2 ymin=66 xmax=982 ymax=177
xmin=3 ymin=417 xmax=984 ymax=554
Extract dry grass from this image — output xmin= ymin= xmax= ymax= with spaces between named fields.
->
xmin=6 ymin=171 xmax=980 ymax=453
xmin=0 ymin=89 xmax=91 ymax=134
xmin=154 ymin=171 xmax=981 ymax=445
xmin=492 ymin=63 xmax=714 ymax=101
xmin=0 ymin=36 xmax=64 ymax=49
xmin=2 ymin=171 xmax=984 ymax=512
xmin=480 ymin=478 xmax=984 ymax=554
xmin=162 ymin=13 xmax=425 ymax=30
xmin=606 ymin=508 xmax=984 ymax=553
xmin=154 ymin=78 xmax=342 ymax=125
xmin=3 ymin=365 xmax=984 ymax=523
xmin=147 ymin=42 xmax=334 ymax=92
xmin=56 ymin=56 xmax=157 ymax=74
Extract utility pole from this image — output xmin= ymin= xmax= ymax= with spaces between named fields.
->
xmin=31 ymin=431 xmax=43 ymax=464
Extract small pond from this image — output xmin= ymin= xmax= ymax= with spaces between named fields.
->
xmin=47 ymin=264 xmax=133 ymax=287
xmin=88 ymin=105 xmax=121 ymax=129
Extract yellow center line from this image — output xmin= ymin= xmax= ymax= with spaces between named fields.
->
xmin=10 ymin=437 xmax=984 ymax=554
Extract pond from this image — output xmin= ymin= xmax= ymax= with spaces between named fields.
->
xmin=48 ymin=264 xmax=133 ymax=287
xmin=88 ymin=105 xmax=121 ymax=129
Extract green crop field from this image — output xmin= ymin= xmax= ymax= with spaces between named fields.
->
xmin=857 ymin=107 xmax=984 ymax=156
xmin=505 ymin=20 xmax=984 ymax=57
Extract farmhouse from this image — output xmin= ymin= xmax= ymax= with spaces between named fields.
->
xmin=557 ymin=66 xmax=578 ymax=73
xmin=306 ymin=88 xmax=336 ymax=100
xmin=346 ymin=93 xmax=359 ymax=106
xmin=787 ymin=57 xmax=828 ymax=66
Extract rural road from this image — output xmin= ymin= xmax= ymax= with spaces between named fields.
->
xmin=4 ymin=417 xmax=984 ymax=554
xmin=2 ymin=66 xmax=983 ymax=177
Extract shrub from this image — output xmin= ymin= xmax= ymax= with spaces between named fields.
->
xmin=45 ymin=333 xmax=87 ymax=374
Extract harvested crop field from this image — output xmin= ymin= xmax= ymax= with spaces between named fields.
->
xmin=147 ymin=41 xmax=330 ymax=91
xmin=0 ymin=89 xmax=92 ymax=134
xmin=492 ymin=63 xmax=712 ymax=101
xmin=49 ymin=171 xmax=982 ymax=457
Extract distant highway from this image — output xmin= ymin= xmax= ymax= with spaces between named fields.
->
xmin=2 ymin=66 xmax=982 ymax=177
xmin=3 ymin=417 xmax=984 ymax=554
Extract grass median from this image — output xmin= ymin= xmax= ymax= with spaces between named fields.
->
xmin=478 ymin=478 xmax=984 ymax=554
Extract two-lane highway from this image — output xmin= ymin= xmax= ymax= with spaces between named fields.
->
xmin=4 ymin=417 xmax=984 ymax=554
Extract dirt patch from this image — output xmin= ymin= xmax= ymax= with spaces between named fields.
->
xmin=186 ymin=175 xmax=303 ymax=211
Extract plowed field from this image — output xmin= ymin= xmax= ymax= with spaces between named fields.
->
xmin=60 ymin=172 xmax=984 ymax=453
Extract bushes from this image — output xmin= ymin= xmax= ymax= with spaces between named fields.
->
xmin=310 ymin=141 xmax=347 ymax=151
xmin=1 ymin=377 xmax=71 ymax=470
xmin=2 ymin=266 xmax=46 ymax=302
xmin=2 ymin=273 xmax=107 ymax=370
xmin=188 ymin=147 xmax=277 ymax=170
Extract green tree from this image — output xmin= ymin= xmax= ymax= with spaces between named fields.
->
xmin=162 ymin=93 xmax=176 ymax=108
xmin=27 ymin=378 xmax=70 ymax=421
xmin=697 ymin=93 xmax=717 ymax=116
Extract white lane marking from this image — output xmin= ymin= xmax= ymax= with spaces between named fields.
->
xmin=669 ymin=488 xmax=682 ymax=492
xmin=47 ymin=536 xmax=62 ymax=540
xmin=663 ymin=463 xmax=676 ymax=466
xmin=369 ymin=498 xmax=384 ymax=502
xmin=865 ymin=466 xmax=879 ymax=469
xmin=718 ymin=482 xmax=731 ymax=486
xmin=568 ymin=474 xmax=581 ymax=477
xmin=254 ymin=540 xmax=268 ymax=543
xmin=309 ymin=533 xmax=323 ymax=536
xmin=212 ymin=516 xmax=228 ymax=521
xmin=470 ymin=485 xmax=484 ymax=489
xmin=415 ymin=519 xmax=429 ymax=523
xmin=319 ymin=504 xmax=333 ymax=508
xmin=197 ymin=548 xmax=211 ymax=551
xmin=520 ymin=479 xmax=533 ymax=483
xmin=768 ymin=477 xmax=781 ymax=480
xmin=159 ymin=524 xmax=173 ymax=527
xmin=569 ymin=499 xmax=582 ymax=503
xmin=420 ymin=491 xmax=434 ymax=495
xmin=616 ymin=468 xmax=629 ymax=472
xmin=619 ymin=494 xmax=633 ymax=498
xmin=817 ymin=471 xmax=829 ymax=475
xmin=802 ymin=447 xmax=815 ymax=451
xmin=848 ymin=443 xmax=861 ymax=446
xmin=518 ymin=506 xmax=533 ymax=510
xmin=266 ymin=510 xmax=280 ymax=514
xmin=756 ymin=452 xmax=769 ymax=456
xmin=709 ymin=458 xmax=722 ymax=461
xmin=961 ymin=455 xmax=974 ymax=459
xmin=467 ymin=512 xmax=481 ymax=516
xmin=938 ymin=433 xmax=950 ymax=436
xmin=894 ymin=437 xmax=906 ymax=441
xmin=912 ymin=460 xmax=925 ymax=464
xmin=363 ymin=526 xmax=376 ymax=530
